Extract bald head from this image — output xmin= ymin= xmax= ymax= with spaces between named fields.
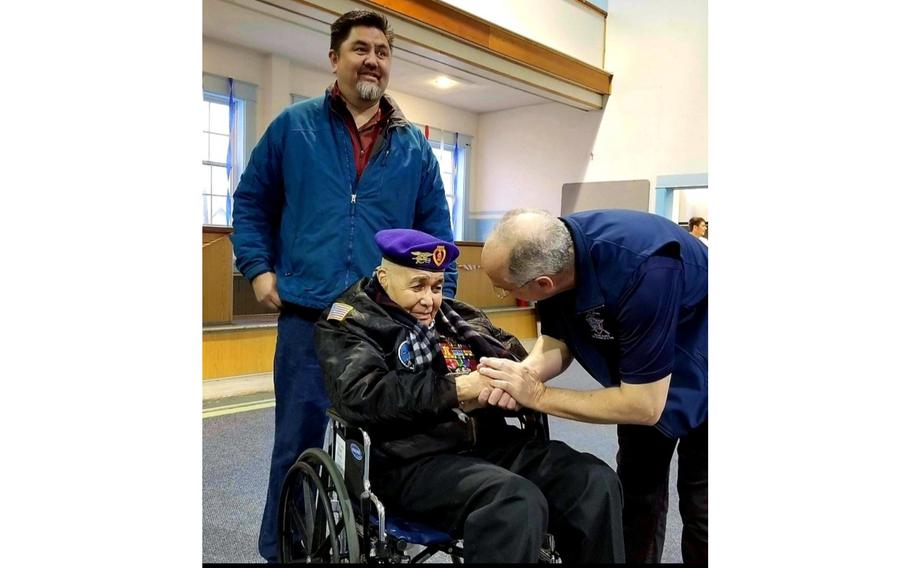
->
xmin=481 ymin=208 xmax=575 ymax=300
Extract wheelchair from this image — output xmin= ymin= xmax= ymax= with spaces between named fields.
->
xmin=277 ymin=408 xmax=561 ymax=563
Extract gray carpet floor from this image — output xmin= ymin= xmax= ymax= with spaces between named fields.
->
xmin=203 ymin=361 xmax=685 ymax=563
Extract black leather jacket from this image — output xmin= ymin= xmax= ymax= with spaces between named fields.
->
xmin=314 ymin=277 xmax=529 ymax=462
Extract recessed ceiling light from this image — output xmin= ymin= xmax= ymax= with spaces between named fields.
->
xmin=432 ymin=76 xmax=458 ymax=89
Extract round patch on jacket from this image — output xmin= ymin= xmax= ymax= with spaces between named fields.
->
xmin=350 ymin=442 xmax=363 ymax=462
xmin=398 ymin=340 xmax=414 ymax=369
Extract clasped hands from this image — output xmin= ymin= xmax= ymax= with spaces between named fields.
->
xmin=455 ymin=357 xmax=545 ymax=412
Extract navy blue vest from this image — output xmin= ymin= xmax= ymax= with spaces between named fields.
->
xmin=536 ymin=210 xmax=708 ymax=438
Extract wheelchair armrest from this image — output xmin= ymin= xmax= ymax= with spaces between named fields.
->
xmin=327 ymin=408 xmax=353 ymax=428
xmin=516 ymin=409 xmax=551 ymax=441
xmin=326 ymin=407 xmax=382 ymax=508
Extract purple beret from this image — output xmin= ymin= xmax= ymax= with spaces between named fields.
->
xmin=374 ymin=229 xmax=459 ymax=272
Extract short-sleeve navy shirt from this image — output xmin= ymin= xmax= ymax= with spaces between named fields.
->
xmin=536 ymin=211 xmax=708 ymax=438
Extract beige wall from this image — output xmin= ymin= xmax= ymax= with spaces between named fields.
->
xmin=202 ymin=37 xmax=263 ymax=85
xmin=472 ymin=0 xmax=707 ymax=217
xmin=202 ymin=38 xmax=270 ymax=135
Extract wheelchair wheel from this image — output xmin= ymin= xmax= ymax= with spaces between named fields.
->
xmin=278 ymin=448 xmax=360 ymax=563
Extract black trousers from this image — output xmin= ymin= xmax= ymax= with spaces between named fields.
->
xmin=617 ymin=419 xmax=708 ymax=563
xmin=373 ymin=430 xmax=625 ymax=563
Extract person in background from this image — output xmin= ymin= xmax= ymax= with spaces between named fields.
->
xmin=478 ymin=208 xmax=708 ymax=564
xmin=688 ymin=216 xmax=709 ymax=246
xmin=315 ymin=228 xmax=625 ymax=563
xmin=230 ymin=10 xmax=455 ymax=562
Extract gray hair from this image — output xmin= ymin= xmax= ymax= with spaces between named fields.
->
xmin=490 ymin=208 xmax=573 ymax=285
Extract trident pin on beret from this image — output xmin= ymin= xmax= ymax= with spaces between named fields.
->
xmin=374 ymin=229 xmax=459 ymax=272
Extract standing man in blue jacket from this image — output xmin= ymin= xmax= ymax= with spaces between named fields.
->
xmin=478 ymin=208 xmax=708 ymax=564
xmin=230 ymin=10 xmax=456 ymax=562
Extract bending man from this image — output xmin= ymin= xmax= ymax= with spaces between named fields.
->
xmin=479 ymin=208 xmax=708 ymax=564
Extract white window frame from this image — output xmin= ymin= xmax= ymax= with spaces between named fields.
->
xmin=202 ymin=92 xmax=244 ymax=226
xmin=419 ymin=125 xmax=471 ymax=240
xmin=201 ymin=73 xmax=258 ymax=227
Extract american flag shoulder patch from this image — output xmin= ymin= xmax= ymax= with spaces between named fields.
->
xmin=327 ymin=302 xmax=355 ymax=322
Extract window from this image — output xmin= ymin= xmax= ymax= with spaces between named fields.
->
xmin=201 ymin=74 xmax=257 ymax=226
xmin=202 ymin=94 xmax=239 ymax=226
xmin=431 ymin=143 xmax=456 ymax=225
xmin=420 ymin=125 xmax=472 ymax=240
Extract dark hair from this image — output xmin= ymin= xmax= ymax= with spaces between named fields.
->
xmin=688 ymin=217 xmax=706 ymax=231
xmin=330 ymin=10 xmax=394 ymax=53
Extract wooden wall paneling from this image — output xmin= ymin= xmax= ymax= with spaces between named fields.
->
xmin=454 ymin=242 xmax=538 ymax=339
xmin=487 ymin=309 xmax=538 ymax=340
xmin=234 ymin=273 xmax=280 ymax=316
xmin=203 ymin=328 xmax=277 ymax=380
xmin=453 ymin=243 xmax=515 ymax=309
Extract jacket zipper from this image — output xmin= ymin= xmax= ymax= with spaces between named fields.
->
xmin=345 ymin=177 xmax=357 ymax=285
xmin=344 ymin=127 xmax=393 ymax=283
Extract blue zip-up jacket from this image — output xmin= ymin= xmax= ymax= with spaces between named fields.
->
xmin=231 ymin=90 xmax=457 ymax=309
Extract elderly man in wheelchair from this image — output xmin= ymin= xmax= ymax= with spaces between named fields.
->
xmin=278 ymin=229 xmax=625 ymax=563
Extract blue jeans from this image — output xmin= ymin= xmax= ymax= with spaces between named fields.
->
xmin=258 ymin=309 xmax=331 ymax=562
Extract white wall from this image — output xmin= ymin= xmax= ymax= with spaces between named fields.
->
xmin=676 ymin=188 xmax=709 ymax=223
xmin=474 ymin=102 xmax=600 ymax=214
xmin=472 ymin=0 xmax=707 ymax=217
xmin=442 ymin=0 xmax=606 ymax=68
xmin=383 ymin=90 xmax=478 ymax=137
xmin=591 ymin=0 xmax=708 ymax=181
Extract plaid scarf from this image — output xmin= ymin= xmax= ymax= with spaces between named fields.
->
xmin=408 ymin=303 xmax=512 ymax=373
xmin=366 ymin=276 xmax=512 ymax=373
xmin=406 ymin=316 xmax=438 ymax=372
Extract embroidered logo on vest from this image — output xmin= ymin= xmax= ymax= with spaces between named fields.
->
xmin=585 ymin=311 xmax=614 ymax=341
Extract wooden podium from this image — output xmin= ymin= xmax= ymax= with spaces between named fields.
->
xmin=202 ymin=226 xmax=234 ymax=325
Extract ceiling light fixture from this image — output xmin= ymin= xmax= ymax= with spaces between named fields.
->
xmin=432 ymin=76 xmax=458 ymax=89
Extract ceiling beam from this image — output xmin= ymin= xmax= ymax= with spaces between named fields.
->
xmin=359 ymin=0 xmax=612 ymax=96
